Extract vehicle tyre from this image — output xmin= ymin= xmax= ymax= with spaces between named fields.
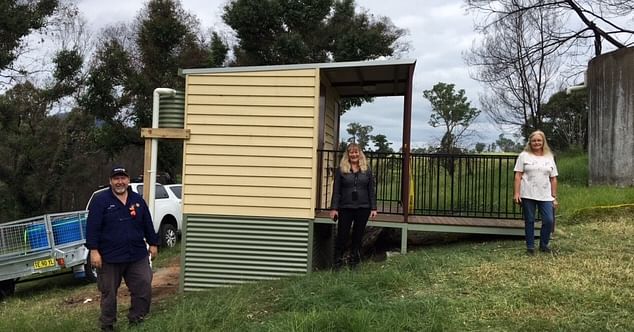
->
xmin=159 ymin=223 xmax=177 ymax=248
xmin=0 ymin=279 xmax=16 ymax=300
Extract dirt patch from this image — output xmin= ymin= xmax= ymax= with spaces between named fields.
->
xmin=62 ymin=256 xmax=181 ymax=307
xmin=149 ymin=256 xmax=180 ymax=300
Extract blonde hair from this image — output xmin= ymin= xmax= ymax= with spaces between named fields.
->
xmin=523 ymin=130 xmax=552 ymax=156
xmin=339 ymin=143 xmax=369 ymax=174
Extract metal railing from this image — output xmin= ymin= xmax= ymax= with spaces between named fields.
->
xmin=317 ymin=150 xmax=522 ymax=219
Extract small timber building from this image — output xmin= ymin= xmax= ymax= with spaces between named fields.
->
xmin=177 ymin=59 xmax=524 ymax=291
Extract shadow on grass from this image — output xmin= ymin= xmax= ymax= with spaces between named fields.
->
xmin=365 ymin=228 xmax=523 ymax=263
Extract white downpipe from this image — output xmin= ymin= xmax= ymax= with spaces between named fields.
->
xmin=149 ymin=88 xmax=176 ymax=220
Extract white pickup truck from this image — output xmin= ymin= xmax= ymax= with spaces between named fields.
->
xmin=87 ymin=183 xmax=182 ymax=248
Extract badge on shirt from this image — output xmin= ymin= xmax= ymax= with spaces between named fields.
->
xmin=129 ymin=203 xmax=140 ymax=218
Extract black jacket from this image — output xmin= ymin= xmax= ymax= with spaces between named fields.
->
xmin=330 ymin=168 xmax=377 ymax=210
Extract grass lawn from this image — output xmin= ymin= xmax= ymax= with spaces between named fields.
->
xmin=1 ymin=210 xmax=632 ymax=331
xmin=1 ymin=152 xmax=632 ymax=331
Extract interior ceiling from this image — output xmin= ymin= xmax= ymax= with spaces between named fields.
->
xmin=321 ymin=62 xmax=413 ymax=98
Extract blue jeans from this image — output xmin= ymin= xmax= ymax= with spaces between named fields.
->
xmin=521 ymin=199 xmax=554 ymax=250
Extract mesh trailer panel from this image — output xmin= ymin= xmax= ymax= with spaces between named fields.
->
xmin=0 ymin=216 xmax=50 ymax=257
xmin=0 ymin=211 xmax=88 ymax=259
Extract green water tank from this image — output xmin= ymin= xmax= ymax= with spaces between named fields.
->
xmin=159 ymin=90 xmax=185 ymax=128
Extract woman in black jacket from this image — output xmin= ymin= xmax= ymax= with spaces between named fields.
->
xmin=330 ymin=143 xmax=378 ymax=269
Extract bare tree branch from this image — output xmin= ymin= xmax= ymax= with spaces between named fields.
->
xmin=467 ymin=0 xmax=634 ymax=57
xmin=465 ymin=1 xmax=564 ymax=137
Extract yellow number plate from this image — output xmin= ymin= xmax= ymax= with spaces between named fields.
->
xmin=33 ymin=258 xmax=55 ymax=269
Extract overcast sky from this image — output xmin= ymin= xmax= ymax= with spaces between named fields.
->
xmin=76 ymin=0 xmax=506 ymax=149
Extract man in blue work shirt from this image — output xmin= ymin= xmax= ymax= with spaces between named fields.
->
xmin=86 ymin=166 xmax=159 ymax=331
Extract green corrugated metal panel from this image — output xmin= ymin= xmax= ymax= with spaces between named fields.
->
xmin=159 ymin=90 xmax=185 ymax=128
xmin=183 ymin=214 xmax=310 ymax=291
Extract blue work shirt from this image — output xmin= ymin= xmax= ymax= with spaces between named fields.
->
xmin=86 ymin=187 xmax=159 ymax=263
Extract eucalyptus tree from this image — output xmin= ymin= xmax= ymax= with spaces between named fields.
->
xmin=82 ymin=0 xmax=227 ymax=177
xmin=475 ymin=142 xmax=486 ymax=153
xmin=465 ymin=3 xmax=562 ymax=137
xmin=0 ymin=47 xmax=91 ymax=219
xmin=0 ymin=1 xmax=104 ymax=218
xmin=222 ymin=0 xmax=408 ymax=110
xmin=542 ymin=89 xmax=588 ymax=151
xmin=466 ymin=0 xmax=633 ymax=139
xmin=346 ymin=122 xmax=373 ymax=151
xmin=0 ymin=0 xmax=59 ymax=83
xmin=372 ymin=134 xmax=393 ymax=153
xmin=423 ymin=82 xmax=479 ymax=153
xmin=222 ymin=0 xmax=407 ymax=65
xmin=466 ymin=0 xmax=634 ymax=58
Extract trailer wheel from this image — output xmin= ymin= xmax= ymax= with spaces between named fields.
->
xmin=0 ymin=279 xmax=16 ymax=300
xmin=159 ymin=223 xmax=177 ymax=248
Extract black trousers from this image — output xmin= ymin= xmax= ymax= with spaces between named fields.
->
xmin=97 ymin=257 xmax=153 ymax=326
xmin=334 ymin=208 xmax=371 ymax=266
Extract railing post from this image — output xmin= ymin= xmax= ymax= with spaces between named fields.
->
xmin=316 ymin=150 xmax=324 ymax=210
xmin=401 ymin=63 xmax=414 ymax=223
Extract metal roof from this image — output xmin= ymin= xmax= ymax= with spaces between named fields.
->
xmin=179 ymin=58 xmax=416 ymax=98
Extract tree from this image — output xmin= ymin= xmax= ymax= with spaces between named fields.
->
xmin=542 ymin=89 xmax=588 ymax=151
xmin=496 ymin=134 xmax=522 ymax=152
xmin=465 ymin=3 xmax=562 ymax=137
xmin=0 ymin=50 xmax=94 ymax=219
xmin=423 ymin=82 xmax=480 ymax=153
xmin=222 ymin=0 xmax=408 ymax=111
xmin=475 ymin=142 xmax=486 ymax=153
xmin=80 ymin=37 xmax=137 ymax=158
xmin=131 ymin=0 xmax=226 ymax=179
xmin=81 ymin=0 xmax=222 ymax=178
xmin=131 ymin=0 xmax=209 ymax=127
xmin=208 ymin=32 xmax=229 ymax=67
xmin=0 ymin=2 xmax=109 ymax=219
xmin=222 ymin=0 xmax=406 ymax=66
xmin=372 ymin=134 xmax=393 ymax=153
xmin=411 ymin=146 xmax=431 ymax=154
xmin=466 ymin=0 xmax=634 ymax=59
xmin=345 ymin=122 xmax=373 ymax=150
xmin=0 ymin=0 xmax=59 ymax=82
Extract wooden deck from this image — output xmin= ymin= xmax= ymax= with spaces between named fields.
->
xmin=314 ymin=211 xmax=531 ymax=229
xmin=313 ymin=210 xmax=537 ymax=254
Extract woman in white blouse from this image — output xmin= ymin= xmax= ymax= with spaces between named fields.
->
xmin=513 ymin=130 xmax=559 ymax=255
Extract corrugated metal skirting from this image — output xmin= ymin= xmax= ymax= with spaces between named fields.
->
xmin=182 ymin=215 xmax=310 ymax=291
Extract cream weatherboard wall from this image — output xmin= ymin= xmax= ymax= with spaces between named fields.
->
xmin=182 ymin=69 xmax=320 ymax=219
xmin=180 ymin=68 xmax=322 ymax=290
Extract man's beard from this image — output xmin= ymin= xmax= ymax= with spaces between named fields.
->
xmin=113 ymin=185 xmax=127 ymax=195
